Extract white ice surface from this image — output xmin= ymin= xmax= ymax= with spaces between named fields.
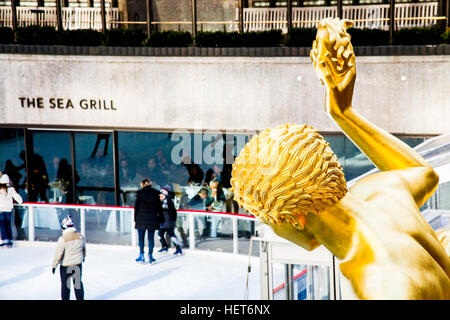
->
xmin=0 ymin=241 xmax=261 ymax=300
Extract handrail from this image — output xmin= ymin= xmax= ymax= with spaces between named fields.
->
xmin=17 ymin=202 xmax=255 ymax=219
xmin=113 ymin=16 xmax=446 ymax=25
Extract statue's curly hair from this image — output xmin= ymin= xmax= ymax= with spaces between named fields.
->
xmin=231 ymin=123 xmax=347 ymax=229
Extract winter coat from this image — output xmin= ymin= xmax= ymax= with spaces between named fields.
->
xmin=134 ymin=185 xmax=163 ymax=230
xmin=52 ymin=227 xmax=86 ymax=268
xmin=0 ymin=187 xmax=23 ymax=212
xmin=161 ymin=196 xmax=177 ymax=229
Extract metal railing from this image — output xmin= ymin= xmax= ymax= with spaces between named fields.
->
xmin=0 ymin=6 xmax=119 ymax=29
xmin=0 ymin=3 xmax=443 ymax=32
xmin=242 ymin=3 xmax=442 ymax=32
xmin=13 ymin=202 xmax=258 ymax=255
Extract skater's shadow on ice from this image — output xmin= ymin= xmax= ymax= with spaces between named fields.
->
xmin=93 ymin=267 xmax=177 ymax=300
xmin=0 ymin=265 xmax=47 ymax=288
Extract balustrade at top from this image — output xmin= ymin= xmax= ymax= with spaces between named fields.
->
xmin=0 ymin=6 xmax=119 ymax=29
xmin=0 ymin=2 xmax=441 ymax=32
xmin=242 ymin=3 xmax=440 ymax=32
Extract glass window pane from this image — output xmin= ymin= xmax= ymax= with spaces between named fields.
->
xmin=272 ymin=263 xmax=287 ymax=300
xmin=292 ymin=264 xmax=331 ymax=300
xmin=117 ymin=131 xmax=252 ymax=214
xmin=75 ymin=133 xmax=115 ymax=206
xmin=343 ymin=136 xmax=427 ymax=182
xmin=31 ymin=131 xmax=73 ymax=203
xmin=437 ymin=181 xmax=450 ymax=210
xmin=84 ymin=208 xmax=132 ymax=245
xmin=0 ymin=128 xmax=26 ymax=240
xmin=238 ymin=219 xmax=259 ymax=256
xmin=194 ymin=214 xmax=234 ymax=253
xmin=0 ymin=128 xmax=26 ymax=197
xmin=324 ymin=135 xmax=346 ymax=171
xmin=343 ymin=136 xmax=376 ymax=181
xmin=22 ymin=206 xmax=79 ymax=242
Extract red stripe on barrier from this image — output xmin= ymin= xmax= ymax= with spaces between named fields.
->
xmin=273 ymin=269 xmax=308 ymax=294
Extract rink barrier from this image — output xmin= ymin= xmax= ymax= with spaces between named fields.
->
xmin=16 ymin=202 xmax=257 ymax=255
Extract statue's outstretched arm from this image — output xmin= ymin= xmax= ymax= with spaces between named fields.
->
xmin=310 ymin=19 xmax=438 ymax=206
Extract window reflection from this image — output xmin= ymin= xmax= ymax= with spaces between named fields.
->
xmin=75 ymin=133 xmax=114 ymax=206
xmin=30 ymin=131 xmax=73 ymax=204
xmin=0 ymin=128 xmax=430 ymax=211
xmin=0 ymin=128 xmax=26 ymax=240
xmin=117 ymin=132 xmax=251 ymax=216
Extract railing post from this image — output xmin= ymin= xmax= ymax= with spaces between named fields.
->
xmin=233 ymin=216 xmax=238 ymax=255
xmin=10 ymin=0 xmax=18 ymax=30
xmin=189 ymin=213 xmax=195 ymax=250
xmin=131 ymin=210 xmax=137 ymax=247
xmin=191 ymin=0 xmax=197 ymax=44
xmin=28 ymin=206 xmax=35 ymax=242
xmin=389 ymin=0 xmax=395 ymax=44
xmin=80 ymin=208 xmax=86 ymax=237
xmin=287 ymin=0 xmax=293 ymax=35
xmin=146 ymin=0 xmax=153 ymax=39
xmin=56 ymin=0 xmax=63 ymax=31
xmin=238 ymin=0 xmax=244 ymax=33
xmin=100 ymin=0 xmax=107 ymax=33
xmin=337 ymin=0 xmax=343 ymax=19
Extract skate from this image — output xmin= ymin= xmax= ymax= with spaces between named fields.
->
xmin=148 ymin=254 xmax=156 ymax=264
xmin=158 ymin=247 xmax=168 ymax=253
xmin=173 ymin=245 xmax=183 ymax=256
xmin=6 ymin=241 xmax=12 ymax=248
xmin=135 ymin=253 xmax=145 ymax=264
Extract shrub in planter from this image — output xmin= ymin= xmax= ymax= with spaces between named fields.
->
xmin=58 ymin=29 xmax=103 ymax=46
xmin=441 ymin=28 xmax=450 ymax=44
xmin=242 ymin=29 xmax=283 ymax=47
xmin=393 ymin=26 xmax=442 ymax=45
xmin=0 ymin=27 xmax=15 ymax=44
xmin=285 ymin=28 xmax=316 ymax=47
xmin=347 ymin=28 xmax=389 ymax=46
xmin=103 ymin=28 xmax=147 ymax=47
xmin=16 ymin=25 xmax=59 ymax=45
xmin=195 ymin=31 xmax=243 ymax=47
xmin=146 ymin=31 xmax=192 ymax=47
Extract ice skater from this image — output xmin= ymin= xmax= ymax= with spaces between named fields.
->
xmin=51 ymin=215 xmax=86 ymax=300
xmin=158 ymin=186 xmax=183 ymax=255
xmin=134 ymin=178 xmax=163 ymax=264
xmin=0 ymin=173 xmax=23 ymax=248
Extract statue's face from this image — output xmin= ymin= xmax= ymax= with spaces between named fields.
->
xmin=269 ymin=219 xmax=319 ymax=251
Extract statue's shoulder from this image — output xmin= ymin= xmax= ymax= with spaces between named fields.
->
xmin=349 ymin=170 xmax=410 ymax=201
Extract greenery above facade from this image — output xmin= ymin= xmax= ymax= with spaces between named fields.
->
xmin=0 ymin=26 xmax=449 ymax=47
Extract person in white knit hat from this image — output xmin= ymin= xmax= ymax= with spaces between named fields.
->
xmin=0 ymin=173 xmax=23 ymax=247
xmin=51 ymin=215 xmax=86 ymax=300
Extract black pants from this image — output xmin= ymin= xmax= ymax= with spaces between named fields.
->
xmin=159 ymin=228 xmax=180 ymax=248
xmin=60 ymin=264 xmax=84 ymax=300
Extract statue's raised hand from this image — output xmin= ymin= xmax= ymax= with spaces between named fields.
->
xmin=310 ymin=18 xmax=356 ymax=114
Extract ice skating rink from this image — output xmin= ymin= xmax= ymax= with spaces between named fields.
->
xmin=0 ymin=241 xmax=261 ymax=300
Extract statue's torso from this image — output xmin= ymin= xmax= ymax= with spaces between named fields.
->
xmin=340 ymin=171 xmax=450 ymax=299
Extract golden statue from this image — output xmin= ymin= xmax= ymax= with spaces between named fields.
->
xmin=231 ymin=18 xmax=450 ymax=299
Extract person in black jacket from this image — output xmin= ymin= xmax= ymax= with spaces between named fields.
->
xmin=158 ymin=185 xmax=183 ymax=255
xmin=134 ymin=178 xmax=163 ymax=264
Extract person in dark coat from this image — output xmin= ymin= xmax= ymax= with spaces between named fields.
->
xmin=158 ymin=185 xmax=183 ymax=255
xmin=134 ymin=178 xmax=163 ymax=264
